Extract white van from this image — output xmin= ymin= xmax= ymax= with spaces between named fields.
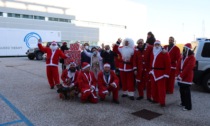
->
xmin=193 ymin=38 xmax=210 ymax=92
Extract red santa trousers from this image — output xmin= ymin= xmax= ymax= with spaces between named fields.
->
xmin=166 ymin=69 xmax=176 ymax=94
xmin=46 ymin=66 xmax=60 ymax=87
xmin=137 ymin=70 xmax=149 ymax=97
xmin=151 ymin=77 xmax=166 ymax=105
xmin=120 ymin=71 xmax=134 ymax=96
xmin=80 ymin=91 xmax=98 ymax=103
xmin=98 ymin=86 xmax=119 ymax=101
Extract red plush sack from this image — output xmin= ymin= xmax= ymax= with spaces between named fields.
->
xmin=69 ymin=43 xmax=80 ymax=51
xmin=65 ymin=43 xmax=81 ymax=66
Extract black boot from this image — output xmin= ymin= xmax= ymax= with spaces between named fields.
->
xmin=112 ymin=100 xmax=120 ymax=104
xmin=50 ymin=86 xmax=54 ymax=89
xmin=129 ymin=96 xmax=135 ymax=100
xmin=121 ymin=94 xmax=127 ymax=97
xmin=136 ymin=96 xmax=143 ymax=100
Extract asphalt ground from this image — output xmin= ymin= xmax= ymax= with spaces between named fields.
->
xmin=0 ymin=57 xmax=210 ymax=126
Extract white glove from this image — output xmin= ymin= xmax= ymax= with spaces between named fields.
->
xmin=110 ymin=83 xmax=117 ymax=88
xmin=134 ymin=71 xmax=137 ymax=76
xmin=69 ymin=83 xmax=75 ymax=88
xmin=90 ymin=85 xmax=95 ymax=91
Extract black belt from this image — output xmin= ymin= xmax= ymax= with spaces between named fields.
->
xmin=123 ymin=61 xmax=131 ymax=64
xmin=151 ymin=67 xmax=165 ymax=70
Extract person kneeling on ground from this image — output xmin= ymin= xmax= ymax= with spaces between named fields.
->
xmin=57 ymin=60 xmax=79 ymax=100
xmin=77 ymin=62 xmax=98 ymax=103
xmin=98 ymin=63 xmax=120 ymax=104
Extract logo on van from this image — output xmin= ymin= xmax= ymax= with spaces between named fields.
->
xmin=24 ymin=32 xmax=42 ymax=48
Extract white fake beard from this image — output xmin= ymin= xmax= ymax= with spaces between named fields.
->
xmin=121 ymin=46 xmax=134 ymax=61
xmin=50 ymin=45 xmax=58 ymax=51
xmin=153 ymin=46 xmax=161 ymax=56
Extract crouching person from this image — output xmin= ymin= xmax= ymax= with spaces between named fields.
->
xmin=98 ymin=63 xmax=120 ymax=104
xmin=57 ymin=60 xmax=79 ymax=100
xmin=77 ymin=62 xmax=98 ymax=103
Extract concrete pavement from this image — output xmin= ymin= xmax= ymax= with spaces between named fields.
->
xmin=0 ymin=57 xmax=210 ymax=126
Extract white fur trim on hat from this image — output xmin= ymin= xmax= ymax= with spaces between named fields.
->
xmin=104 ymin=63 xmax=110 ymax=68
xmin=82 ymin=64 xmax=90 ymax=70
xmin=67 ymin=62 xmax=76 ymax=69
xmin=69 ymin=62 xmax=76 ymax=66
xmin=184 ymin=46 xmax=191 ymax=50
xmin=51 ymin=41 xmax=57 ymax=45
xmin=154 ymin=40 xmax=161 ymax=45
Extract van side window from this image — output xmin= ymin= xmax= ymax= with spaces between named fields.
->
xmin=201 ymin=43 xmax=210 ymax=57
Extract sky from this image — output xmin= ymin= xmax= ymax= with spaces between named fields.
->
xmin=133 ymin=0 xmax=210 ymax=44
xmin=12 ymin=0 xmax=210 ymax=44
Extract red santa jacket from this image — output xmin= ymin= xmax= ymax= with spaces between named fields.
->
xmin=77 ymin=71 xmax=97 ymax=93
xmin=176 ymin=55 xmax=196 ymax=85
xmin=98 ymin=71 xmax=119 ymax=93
xmin=113 ymin=44 xmax=134 ymax=71
xmin=133 ymin=44 xmax=153 ymax=82
xmin=149 ymin=50 xmax=171 ymax=81
xmin=61 ymin=69 xmax=79 ymax=87
xmin=38 ymin=43 xmax=67 ymax=66
xmin=164 ymin=45 xmax=181 ymax=69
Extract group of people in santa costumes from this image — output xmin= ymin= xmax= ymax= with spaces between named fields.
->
xmin=38 ymin=35 xmax=195 ymax=110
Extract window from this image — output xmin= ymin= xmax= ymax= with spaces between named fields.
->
xmin=59 ymin=18 xmax=71 ymax=23
xmin=22 ymin=14 xmax=33 ymax=19
xmin=201 ymin=43 xmax=210 ymax=57
xmin=7 ymin=13 xmax=20 ymax=18
xmin=34 ymin=15 xmax=45 ymax=20
xmin=0 ymin=12 xmax=3 ymax=16
xmin=49 ymin=17 xmax=71 ymax=23
xmin=48 ymin=17 xmax=59 ymax=21
xmin=5 ymin=13 xmax=71 ymax=23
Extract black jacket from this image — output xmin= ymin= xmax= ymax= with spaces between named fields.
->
xmin=100 ymin=50 xmax=117 ymax=70
xmin=146 ymin=37 xmax=156 ymax=45
xmin=81 ymin=49 xmax=91 ymax=64
xmin=60 ymin=45 xmax=69 ymax=63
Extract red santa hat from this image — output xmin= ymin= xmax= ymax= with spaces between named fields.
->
xmin=82 ymin=62 xmax=90 ymax=70
xmin=62 ymin=42 xmax=67 ymax=45
xmin=69 ymin=60 xmax=76 ymax=67
xmin=184 ymin=43 xmax=192 ymax=50
xmin=104 ymin=63 xmax=110 ymax=68
xmin=51 ymin=41 xmax=57 ymax=46
xmin=183 ymin=43 xmax=193 ymax=57
xmin=154 ymin=40 xmax=161 ymax=45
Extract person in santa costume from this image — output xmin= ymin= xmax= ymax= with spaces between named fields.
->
xmin=133 ymin=39 xmax=153 ymax=100
xmin=98 ymin=63 xmax=120 ymax=104
xmin=113 ymin=38 xmax=135 ymax=100
xmin=149 ymin=40 xmax=171 ymax=107
xmin=38 ymin=39 xmax=69 ymax=89
xmin=57 ymin=60 xmax=79 ymax=100
xmin=77 ymin=62 xmax=98 ymax=103
xmin=176 ymin=43 xmax=195 ymax=111
xmin=164 ymin=37 xmax=181 ymax=94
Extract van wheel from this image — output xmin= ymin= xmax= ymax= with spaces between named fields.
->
xmin=202 ymin=73 xmax=210 ymax=93
xmin=28 ymin=54 xmax=35 ymax=60
xmin=36 ymin=52 xmax=43 ymax=60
